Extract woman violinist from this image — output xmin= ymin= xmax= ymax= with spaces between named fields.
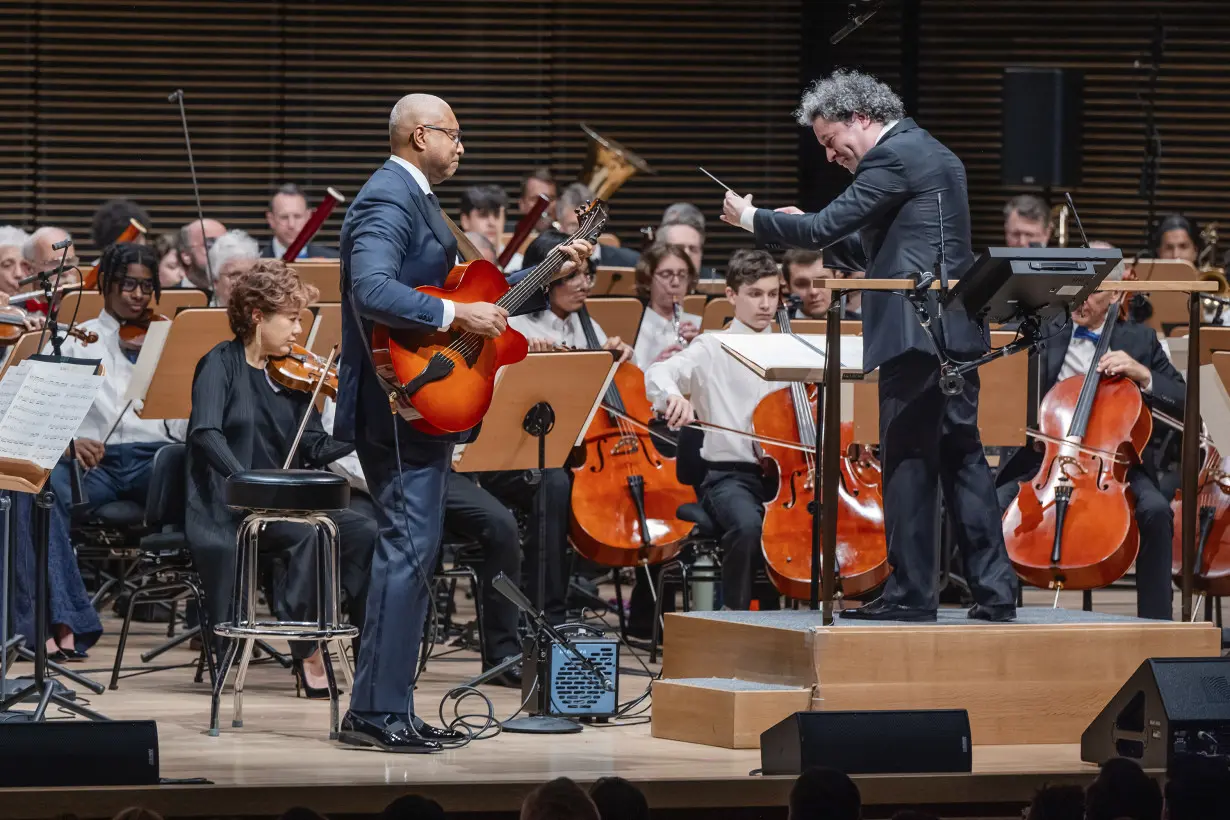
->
xmin=185 ymin=259 xmax=376 ymax=697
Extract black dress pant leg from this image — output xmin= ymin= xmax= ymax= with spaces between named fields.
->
xmin=443 ymin=472 xmax=523 ymax=662
xmin=938 ymin=367 xmax=1019 ymax=608
xmin=1128 ymin=467 xmax=1175 ymax=620
xmin=700 ymin=470 xmax=766 ymax=610
xmin=877 ymin=353 xmax=945 ymax=610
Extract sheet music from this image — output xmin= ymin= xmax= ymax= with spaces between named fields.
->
xmin=717 ymin=333 xmax=865 ymax=381
xmin=0 ymin=360 xmax=103 ymax=469
xmin=0 ymin=361 xmax=32 ymax=421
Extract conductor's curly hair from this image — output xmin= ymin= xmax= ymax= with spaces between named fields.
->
xmin=227 ymin=259 xmax=319 ymax=342
xmin=96 ymin=242 xmax=162 ymax=300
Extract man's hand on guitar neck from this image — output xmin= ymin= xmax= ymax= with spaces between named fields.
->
xmin=555 ymin=239 xmax=594 ymax=279
xmin=452 ymin=302 xmax=509 ymax=338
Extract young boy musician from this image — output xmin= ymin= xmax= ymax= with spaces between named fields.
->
xmin=644 ymin=249 xmax=787 ymax=609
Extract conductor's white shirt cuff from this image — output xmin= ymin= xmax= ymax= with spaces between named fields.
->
xmin=739 ymin=207 xmax=758 ymax=233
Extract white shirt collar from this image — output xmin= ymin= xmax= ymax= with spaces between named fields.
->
xmin=873 ymin=119 xmax=900 ymax=147
xmin=388 ymin=154 xmax=431 ymax=195
xmin=271 ymin=237 xmax=289 ymax=258
xmin=96 ymin=310 xmax=120 ymax=334
xmin=725 ymin=317 xmax=772 ymax=335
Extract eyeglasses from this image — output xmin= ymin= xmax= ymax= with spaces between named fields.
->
xmin=119 ymin=276 xmax=155 ymax=294
xmin=561 ymin=270 xmax=597 ymax=287
xmin=421 ymin=124 xmax=463 ymax=145
xmin=654 ymin=270 xmax=690 ymax=283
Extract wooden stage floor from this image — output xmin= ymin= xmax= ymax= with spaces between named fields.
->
xmin=0 ymin=588 xmax=1156 ymax=819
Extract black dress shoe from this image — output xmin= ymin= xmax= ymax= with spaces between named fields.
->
xmin=62 ymin=648 xmax=89 ymax=661
xmin=482 ymin=655 xmax=523 ymax=688
xmin=968 ymin=604 xmax=1017 ymax=622
xmin=840 ymin=597 xmax=937 ymax=622
xmin=409 ymin=715 xmax=465 ymax=742
xmin=337 ymin=711 xmax=441 ymax=753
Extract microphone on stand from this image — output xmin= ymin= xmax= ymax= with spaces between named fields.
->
xmin=830 ymin=0 xmax=886 ymax=45
xmin=51 ymin=237 xmax=72 ymax=251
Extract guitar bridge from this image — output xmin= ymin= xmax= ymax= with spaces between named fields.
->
xmin=402 ymin=351 xmax=456 ymax=396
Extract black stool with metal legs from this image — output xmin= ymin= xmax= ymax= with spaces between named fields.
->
xmin=650 ymin=502 xmax=724 ymax=664
xmin=209 ymin=470 xmax=358 ymax=740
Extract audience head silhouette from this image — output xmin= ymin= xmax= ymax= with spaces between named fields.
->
xmin=381 ymin=794 xmax=446 ymax=820
xmin=1025 ymin=784 xmax=1084 ymax=820
xmin=1084 ymin=758 xmax=1162 ymax=820
xmin=520 ymin=777 xmax=600 ymax=820
xmin=1164 ymin=754 xmax=1230 ymax=820
xmin=588 ymin=777 xmax=649 ymax=820
xmin=788 ymin=767 xmax=862 ymax=820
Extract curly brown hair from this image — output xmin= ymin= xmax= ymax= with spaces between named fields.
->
xmin=633 ymin=242 xmax=697 ymax=300
xmin=226 ymin=259 xmax=319 ymax=341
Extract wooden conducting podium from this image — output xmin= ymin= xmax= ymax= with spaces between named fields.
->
xmin=815 ymin=274 xmax=1219 ymax=622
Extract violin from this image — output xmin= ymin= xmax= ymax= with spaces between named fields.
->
xmin=754 ymin=304 xmax=889 ymax=600
xmin=1170 ymin=440 xmax=1230 ymax=600
xmin=1003 ymin=308 xmax=1148 ymax=593
xmin=118 ymin=309 xmax=171 ymax=352
xmin=81 ymin=218 xmax=147 ymax=290
xmin=568 ymin=305 xmax=694 ymax=568
xmin=0 ymin=306 xmax=97 ymax=346
xmin=267 ymin=343 xmax=339 ymax=399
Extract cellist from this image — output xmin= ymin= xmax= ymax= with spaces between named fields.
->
xmin=995 ymin=264 xmax=1185 ymax=619
xmin=644 ymin=249 xmax=787 ymax=610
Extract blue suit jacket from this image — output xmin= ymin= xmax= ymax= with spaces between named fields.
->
xmin=336 ymin=159 xmax=460 ymax=444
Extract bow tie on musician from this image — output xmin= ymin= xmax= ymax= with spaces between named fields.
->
xmin=183 ymin=260 xmax=377 ymax=697
xmin=994 ymin=270 xmax=1187 ymax=621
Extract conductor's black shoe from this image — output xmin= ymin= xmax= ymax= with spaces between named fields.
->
xmin=337 ymin=711 xmax=441 ymax=753
xmin=840 ymin=597 xmax=937 ymax=622
xmin=409 ymin=714 xmax=465 ymax=742
xmin=967 ymin=604 xmax=1017 ymax=622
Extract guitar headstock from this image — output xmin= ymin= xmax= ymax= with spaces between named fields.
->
xmin=570 ymin=199 xmax=609 ymax=245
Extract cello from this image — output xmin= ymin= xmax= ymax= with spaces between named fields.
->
xmin=568 ymin=305 xmax=693 ymax=567
xmin=754 ymin=304 xmax=889 ymax=599
xmin=1170 ymin=442 xmax=1230 ymax=601
xmin=1003 ymin=308 xmax=1150 ymax=593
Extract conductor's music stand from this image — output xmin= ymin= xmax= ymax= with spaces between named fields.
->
xmin=453 ymin=351 xmax=617 ymax=734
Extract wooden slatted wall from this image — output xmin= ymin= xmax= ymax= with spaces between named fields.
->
xmin=0 ymin=0 xmax=801 ymax=266
xmin=912 ymin=1 xmax=1230 ymax=253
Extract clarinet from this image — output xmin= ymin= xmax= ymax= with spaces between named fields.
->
xmin=672 ymin=301 xmax=685 ymax=346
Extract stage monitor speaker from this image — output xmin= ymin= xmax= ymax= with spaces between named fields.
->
xmin=1001 ymin=67 xmax=1084 ymax=188
xmin=0 ymin=720 xmax=159 ymax=787
xmin=760 ymin=709 xmax=972 ymax=775
xmin=1082 ymin=657 xmax=1230 ymax=770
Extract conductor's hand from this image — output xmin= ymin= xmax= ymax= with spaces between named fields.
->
xmin=1098 ymin=350 xmax=1151 ymax=388
xmin=603 ymin=336 xmax=633 ymax=363
xmin=556 ymin=239 xmax=594 ymax=279
xmin=660 ymin=395 xmax=695 ymax=430
xmin=452 ymin=301 xmax=508 ymax=338
xmin=71 ymin=438 xmax=105 ymax=469
xmin=775 ymin=206 xmax=804 ymax=215
xmin=721 ymin=191 xmax=755 ymax=229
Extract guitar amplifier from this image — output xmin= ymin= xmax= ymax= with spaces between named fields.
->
xmin=521 ymin=625 xmax=619 ymax=719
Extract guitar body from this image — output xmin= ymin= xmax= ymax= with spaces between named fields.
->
xmin=371 ymin=259 xmax=529 ymax=435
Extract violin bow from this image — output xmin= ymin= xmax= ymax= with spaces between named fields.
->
xmin=601 ymin=403 xmax=816 ymax=455
xmin=282 ymin=345 xmax=339 ymax=471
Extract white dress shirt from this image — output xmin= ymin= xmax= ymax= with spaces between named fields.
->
xmin=271 ymin=237 xmax=303 ymax=260
xmin=387 ymin=154 xmax=455 ymax=330
xmin=739 ymin=118 xmax=900 ymax=233
xmin=45 ymin=311 xmax=186 ymax=445
xmin=644 ymin=318 xmax=786 ymax=464
xmin=509 ymin=309 xmax=608 ymax=349
xmin=1058 ymin=318 xmax=1154 ymax=393
xmin=632 ymin=306 xmax=700 ymax=370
